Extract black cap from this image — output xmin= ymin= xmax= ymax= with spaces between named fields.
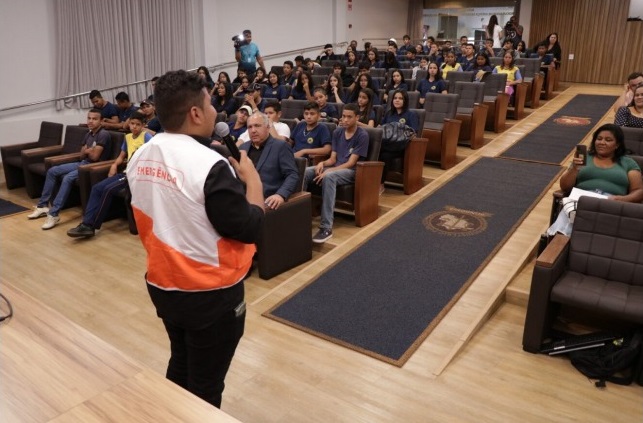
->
xmin=248 ymin=83 xmax=262 ymax=92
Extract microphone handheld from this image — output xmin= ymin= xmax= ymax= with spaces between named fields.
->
xmin=214 ymin=122 xmax=241 ymax=162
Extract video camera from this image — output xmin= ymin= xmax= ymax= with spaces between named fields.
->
xmin=232 ymin=34 xmax=247 ymax=49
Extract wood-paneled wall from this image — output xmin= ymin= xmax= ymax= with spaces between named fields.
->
xmin=529 ymin=0 xmax=643 ymax=84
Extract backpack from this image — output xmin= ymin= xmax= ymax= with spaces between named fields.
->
xmin=380 ymin=121 xmax=415 ymax=152
xmin=569 ymin=331 xmax=643 ymax=388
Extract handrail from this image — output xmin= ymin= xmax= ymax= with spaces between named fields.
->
xmin=0 ymin=41 xmax=348 ymax=113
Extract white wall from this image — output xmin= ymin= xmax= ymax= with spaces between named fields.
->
xmin=0 ymin=0 xmax=407 ymax=151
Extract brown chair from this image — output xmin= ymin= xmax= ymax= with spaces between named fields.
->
xmin=384 ymin=109 xmax=428 ymax=194
xmin=523 ymin=197 xmax=643 ymax=353
xmin=21 ymin=125 xmax=87 ymax=198
xmin=507 ymin=65 xmax=528 ymax=120
xmin=1 ymin=121 xmax=63 ymax=190
xmin=256 ymin=157 xmax=312 ymax=279
xmin=310 ymin=127 xmax=384 ymax=227
xmin=422 ymin=93 xmax=461 ymax=170
xmin=517 ymin=58 xmax=544 ymax=109
xmin=453 ymin=81 xmax=488 ymax=149
xmin=482 ymin=73 xmax=510 ymax=133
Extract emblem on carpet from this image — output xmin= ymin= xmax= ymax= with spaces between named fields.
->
xmin=423 ymin=206 xmax=491 ymax=237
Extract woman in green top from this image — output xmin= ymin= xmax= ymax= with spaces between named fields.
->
xmin=560 ymin=123 xmax=643 ymax=202
xmin=548 ymin=124 xmax=642 ymax=236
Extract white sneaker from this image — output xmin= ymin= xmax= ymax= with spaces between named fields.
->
xmin=27 ymin=206 xmax=49 ymax=219
xmin=41 ymin=214 xmax=60 ymax=230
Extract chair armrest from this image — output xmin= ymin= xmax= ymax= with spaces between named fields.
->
xmin=469 ymin=103 xmax=489 ymax=149
xmin=77 ymin=160 xmax=118 ymax=210
xmin=354 ymin=161 xmax=384 ymax=227
xmin=45 ymin=153 xmax=82 ymax=170
xmin=21 ymin=146 xmax=65 ymax=165
xmin=403 ymin=137 xmax=428 ymax=194
xmin=257 ymin=191 xmax=312 ymax=279
xmin=0 ymin=142 xmax=40 ymax=158
xmin=536 ymin=234 xmax=569 ymax=269
xmin=440 ymin=118 xmax=461 ymax=169
xmin=310 ymin=154 xmax=331 ymax=166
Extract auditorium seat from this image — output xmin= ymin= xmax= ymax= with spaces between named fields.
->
xmin=1 ymin=121 xmax=63 ymax=190
xmin=452 ymin=81 xmax=488 ymax=149
xmin=384 ymin=109 xmax=428 ymax=194
xmin=422 ymin=93 xmax=461 ymax=169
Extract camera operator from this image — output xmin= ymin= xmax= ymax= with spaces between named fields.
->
xmin=234 ymin=29 xmax=265 ymax=79
xmin=504 ymin=16 xmax=523 ymax=48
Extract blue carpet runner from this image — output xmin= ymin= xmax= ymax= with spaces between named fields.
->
xmin=499 ymin=94 xmax=617 ymax=164
xmin=266 ymin=158 xmax=562 ymax=365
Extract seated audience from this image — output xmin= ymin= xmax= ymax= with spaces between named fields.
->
xmin=333 ymin=62 xmax=355 ymax=91
xmin=28 ymin=109 xmax=111 ymax=229
xmin=197 ymin=66 xmax=215 ymax=92
xmin=417 ymin=62 xmax=447 ymax=105
xmin=365 ymin=48 xmax=382 ymax=69
xmin=496 ymin=39 xmax=521 ymax=60
xmin=548 ymin=124 xmax=643 ymax=236
xmin=303 ymin=103 xmax=370 ymax=243
xmin=493 ymin=51 xmax=523 ymax=98
xmin=345 ymin=50 xmax=359 ymax=68
xmin=139 ymin=99 xmax=163 ymax=135
xmin=471 ymin=53 xmax=493 ymax=74
xmin=239 ymin=102 xmax=290 ymax=143
xmin=383 ymin=51 xmax=400 ymax=71
xmin=212 ymin=82 xmax=238 ymax=117
xmin=516 ymin=40 xmax=528 ymax=57
xmin=253 ymin=67 xmax=269 ymax=84
xmin=239 ymin=112 xmax=299 ymax=210
xmin=440 ymin=51 xmax=463 ymax=79
xmin=317 ymin=44 xmax=339 ymax=64
xmin=382 ymin=69 xmax=408 ymax=103
xmin=281 ymin=60 xmax=296 ymax=86
xmin=482 ymin=38 xmax=496 ymax=59
xmin=289 ymin=71 xmax=315 ymax=102
xmin=378 ymin=89 xmax=420 ymax=193
xmin=263 ymin=71 xmax=288 ymax=102
xmin=356 ymin=88 xmax=376 ymax=128
xmin=229 ymin=105 xmax=252 ymax=145
xmin=459 ymin=43 xmax=476 ymax=71
xmin=233 ymin=76 xmax=252 ymax=97
xmin=412 ymin=56 xmax=429 ymax=80
xmin=89 ymin=90 xmax=119 ymax=125
xmin=290 ymin=102 xmax=332 ymax=158
xmin=530 ymin=43 xmax=553 ymax=66
xmin=232 ymin=67 xmax=247 ymax=84
xmin=614 ymin=83 xmax=643 ymax=128
xmin=244 ymin=83 xmax=267 ymax=113
xmin=614 ymin=72 xmax=643 ymax=113
xmin=67 ymin=112 xmax=151 ymax=238
xmin=542 ymin=32 xmax=562 ymax=68
xmin=347 ymin=73 xmax=380 ymax=105
xmin=325 ymin=74 xmax=345 ymax=105
xmin=313 ymin=88 xmax=339 ymax=123
xmin=426 ymin=43 xmax=442 ymax=65
xmin=146 ymin=76 xmax=159 ymax=102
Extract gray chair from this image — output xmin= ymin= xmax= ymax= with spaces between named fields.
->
xmin=422 ymin=93 xmax=461 ymax=169
xmin=523 ymin=197 xmax=643 ymax=353
xmin=1 ymin=121 xmax=64 ymax=190
xmin=453 ymin=81 xmax=488 ymax=149
xmin=481 ymin=73 xmax=510 ymax=133
xmin=517 ymin=58 xmax=545 ymax=109
xmin=445 ymin=71 xmax=475 ymax=93
xmin=281 ymin=99 xmax=309 ymax=119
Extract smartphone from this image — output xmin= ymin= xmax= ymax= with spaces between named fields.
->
xmin=223 ymin=136 xmax=241 ymax=162
xmin=575 ymin=144 xmax=587 ymax=165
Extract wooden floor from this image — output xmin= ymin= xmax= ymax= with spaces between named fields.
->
xmin=1 ymin=83 xmax=642 ymax=422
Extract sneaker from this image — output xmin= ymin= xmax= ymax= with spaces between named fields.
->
xmin=67 ymin=223 xmax=95 ymax=238
xmin=312 ymin=228 xmax=333 ymax=244
xmin=41 ymin=214 xmax=60 ymax=230
xmin=27 ymin=206 xmax=49 ymax=219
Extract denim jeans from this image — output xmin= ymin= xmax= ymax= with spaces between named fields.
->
xmin=83 ymin=173 xmax=127 ymax=229
xmin=304 ymin=166 xmax=355 ymax=230
xmin=37 ymin=161 xmax=85 ymax=216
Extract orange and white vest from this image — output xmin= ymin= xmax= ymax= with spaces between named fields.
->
xmin=126 ymin=133 xmax=255 ymax=292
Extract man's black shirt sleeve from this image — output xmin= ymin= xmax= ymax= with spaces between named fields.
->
xmin=204 ymin=160 xmax=263 ymax=244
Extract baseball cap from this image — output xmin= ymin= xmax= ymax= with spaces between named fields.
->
xmin=248 ymin=83 xmax=262 ymax=92
xmin=238 ymin=105 xmax=253 ymax=115
xmin=388 ymin=38 xmax=397 ymax=46
xmin=139 ymin=99 xmax=154 ymax=107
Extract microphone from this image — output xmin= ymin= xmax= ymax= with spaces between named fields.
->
xmin=214 ymin=121 xmax=241 ymax=161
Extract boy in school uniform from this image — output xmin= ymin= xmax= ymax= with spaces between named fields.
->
xmin=67 ymin=112 xmax=152 ymax=238
xmin=290 ymin=102 xmax=332 ymax=159
xmin=303 ymin=103 xmax=369 ymax=243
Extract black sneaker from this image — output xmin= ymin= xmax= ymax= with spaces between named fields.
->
xmin=67 ymin=223 xmax=95 ymax=238
xmin=312 ymin=228 xmax=333 ymax=244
